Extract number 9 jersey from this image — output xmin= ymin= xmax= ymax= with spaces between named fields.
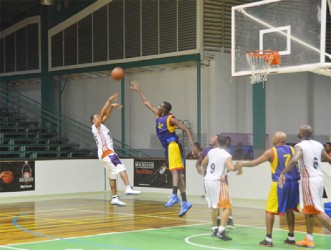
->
xmin=204 ymin=147 xmax=232 ymax=181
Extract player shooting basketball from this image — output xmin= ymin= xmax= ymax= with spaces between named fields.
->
xmin=91 ymin=92 xmax=141 ymax=207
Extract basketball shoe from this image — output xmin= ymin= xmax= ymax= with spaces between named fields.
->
xmin=296 ymin=237 xmax=315 ymax=248
xmin=178 ymin=201 xmax=192 ymax=217
xmin=125 ymin=186 xmax=141 ymax=195
xmin=283 ymin=238 xmax=296 ymax=245
xmin=227 ymin=217 xmax=235 ymax=229
xmin=164 ymin=194 xmax=180 ymax=207
xmin=259 ymin=239 xmax=273 ymax=247
xmin=211 ymin=227 xmax=218 ymax=237
xmin=111 ymin=196 xmax=126 ymax=207
xmin=217 ymin=230 xmax=232 ymax=241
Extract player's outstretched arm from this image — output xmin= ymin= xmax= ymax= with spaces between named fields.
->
xmin=241 ymin=149 xmax=272 ymax=168
xmin=102 ymin=103 xmax=123 ymax=124
xmin=130 ymin=80 xmax=158 ymax=114
xmin=94 ymin=93 xmax=118 ymax=128
xmin=100 ymin=93 xmax=119 ymax=123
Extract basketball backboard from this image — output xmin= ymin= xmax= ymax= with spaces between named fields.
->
xmin=231 ymin=0 xmax=331 ymax=77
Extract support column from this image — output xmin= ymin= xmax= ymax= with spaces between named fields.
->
xmin=40 ymin=5 xmax=54 ymax=126
xmin=197 ymin=60 xmax=201 ymax=144
xmin=121 ymin=77 xmax=125 ymax=147
xmin=252 ymin=83 xmax=266 ymax=157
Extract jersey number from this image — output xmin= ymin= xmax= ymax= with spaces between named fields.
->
xmin=210 ymin=163 xmax=216 ymax=174
xmin=284 ymin=153 xmax=291 ymax=166
xmin=313 ymin=157 xmax=318 ymax=169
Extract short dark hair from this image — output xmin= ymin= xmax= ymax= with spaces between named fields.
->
xmin=162 ymin=101 xmax=172 ymax=113
xmin=217 ymin=135 xmax=227 ymax=146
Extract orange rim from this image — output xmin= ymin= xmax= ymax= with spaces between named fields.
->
xmin=246 ymin=50 xmax=280 ymax=65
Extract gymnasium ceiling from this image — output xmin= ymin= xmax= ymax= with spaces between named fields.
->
xmin=0 ymin=0 xmax=42 ymax=31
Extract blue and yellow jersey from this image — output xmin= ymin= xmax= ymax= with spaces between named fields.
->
xmin=156 ymin=114 xmax=179 ymax=149
xmin=270 ymin=145 xmax=300 ymax=181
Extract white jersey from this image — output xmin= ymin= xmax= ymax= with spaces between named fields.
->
xmin=295 ymin=139 xmax=324 ymax=178
xmin=204 ymin=147 xmax=232 ymax=181
xmin=91 ymin=124 xmax=114 ymax=159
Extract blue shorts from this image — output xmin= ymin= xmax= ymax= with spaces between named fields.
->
xmin=266 ymin=180 xmax=299 ymax=215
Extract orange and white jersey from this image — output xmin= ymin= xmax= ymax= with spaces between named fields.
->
xmin=204 ymin=147 xmax=231 ymax=181
xmin=91 ymin=124 xmax=114 ymax=159
xmin=295 ymin=139 xmax=324 ymax=178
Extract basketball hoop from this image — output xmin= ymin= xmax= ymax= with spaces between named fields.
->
xmin=245 ymin=50 xmax=280 ymax=84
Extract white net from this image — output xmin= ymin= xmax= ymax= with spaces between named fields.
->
xmin=245 ymin=50 xmax=276 ymax=84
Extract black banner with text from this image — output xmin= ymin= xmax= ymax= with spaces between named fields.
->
xmin=0 ymin=161 xmax=35 ymax=192
xmin=134 ymin=159 xmax=173 ymax=189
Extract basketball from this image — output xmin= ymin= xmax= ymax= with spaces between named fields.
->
xmin=2 ymin=171 xmax=14 ymax=184
xmin=111 ymin=67 xmax=124 ymax=80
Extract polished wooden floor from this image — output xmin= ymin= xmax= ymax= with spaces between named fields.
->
xmin=0 ymin=192 xmax=330 ymax=246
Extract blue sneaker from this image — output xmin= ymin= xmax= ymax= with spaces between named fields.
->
xmin=178 ymin=201 xmax=192 ymax=217
xmin=164 ymin=194 xmax=180 ymax=207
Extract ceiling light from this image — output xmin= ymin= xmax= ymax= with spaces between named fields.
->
xmin=40 ymin=0 xmax=54 ymax=5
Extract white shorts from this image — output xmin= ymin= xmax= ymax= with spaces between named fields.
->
xmin=101 ymin=153 xmax=126 ymax=179
xmin=299 ymin=175 xmax=324 ymax=214
xmin=204 ymin=179 xmax=221 ymax=209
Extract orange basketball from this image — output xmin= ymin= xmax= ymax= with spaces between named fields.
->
xmin=2 ymin=171 xmax=14 ymax=184
xmin=111 ymin=67 xmax=124 ymax=80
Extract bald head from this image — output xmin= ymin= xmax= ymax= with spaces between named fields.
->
xmin=273 ymin=131 xmax=287 ymax=145
xmin=298 ymin=124 xmax=313 ymax=139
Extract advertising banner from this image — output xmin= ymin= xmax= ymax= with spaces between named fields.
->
xmin=0 ymin=161 xmax=35 ymax=192
xmin=134 ymin=159 xmax=172 ymax=189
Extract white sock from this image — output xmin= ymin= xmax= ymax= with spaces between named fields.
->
xmin=288 ymin=236 xmax=295 ymax=241
xmin=112 ymin=195 xmax=118 ymax=199
xmin=265 ymin=237 xmax=272 ymax=242
xmin=306 ymin=234 xmax=313 ymax=241
xmin=218 ymin=226 xmax=225 ymax=233
xmin=126 ymin=185 xmax=131 ymax=189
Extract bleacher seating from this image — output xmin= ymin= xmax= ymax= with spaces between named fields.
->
xmin=0 ymin=108 xmax=92 ymax=160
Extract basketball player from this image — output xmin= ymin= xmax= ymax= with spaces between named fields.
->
xmin=130 ymin=80 xmax=195 ymax=217
xmin=236 ymin=132 xmax=300 ymax=247
xmin=279 ymin=125 xmax=331 ymax=248
xmin=91 ymin=92 xmax=141 ymax=207
xmin=196 ymin=134 xmax=235 ymax=228
xmin=198 ymin=135 xmax=240 ymax=241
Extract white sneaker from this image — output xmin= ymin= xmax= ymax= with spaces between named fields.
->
xmin=111 ymin=196 xmax=126 ymax=207
xmin=125 ymin=186 xmax=141 ymax=195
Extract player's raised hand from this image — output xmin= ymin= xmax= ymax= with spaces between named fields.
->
xmin=109 ymin=92 xmax=118 ymax=102
xmin=130 ymin=80 xmax=140 ymax=91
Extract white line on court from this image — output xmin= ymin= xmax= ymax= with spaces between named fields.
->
xmin=185 ymin=233 xmax=237 ymax=250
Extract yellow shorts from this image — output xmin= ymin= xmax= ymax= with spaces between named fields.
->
xmin=168 ymin=142 xmax=184 ymax=171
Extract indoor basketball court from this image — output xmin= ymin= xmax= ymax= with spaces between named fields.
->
xmin=0 ymin=193 xmax=330 ymax=250
xmin=1 ymin=0 xmax=331 ymax=250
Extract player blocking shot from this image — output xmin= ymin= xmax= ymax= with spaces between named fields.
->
xmin=130 ymin=80 xmax=196 ymax=217
xmin=91 ymin=92 xmax=141 ymax=207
